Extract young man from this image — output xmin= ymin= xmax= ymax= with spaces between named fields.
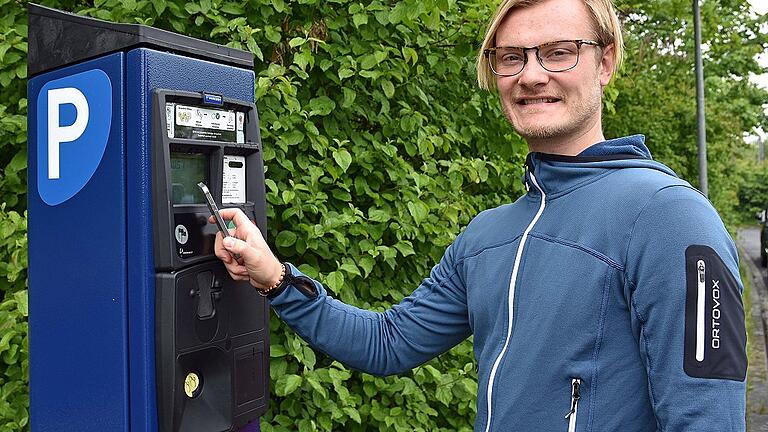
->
xmin=214 ymin=0 xmax=747 ymax=430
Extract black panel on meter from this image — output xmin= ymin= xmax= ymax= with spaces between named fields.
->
xmin=152 ymin=89 xmax=269 ymax=431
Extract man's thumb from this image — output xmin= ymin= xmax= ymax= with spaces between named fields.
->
xmin=222 ymin=236 xmax=252 ymax=258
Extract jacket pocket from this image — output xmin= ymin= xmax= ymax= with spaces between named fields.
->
xmin=564 ymin=378 xmax=581 ymax=432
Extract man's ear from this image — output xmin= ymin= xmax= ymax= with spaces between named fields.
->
xmin=598 ymin=43 xmax=616 ymax=87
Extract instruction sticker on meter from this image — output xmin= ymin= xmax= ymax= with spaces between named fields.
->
xmin=166 ymin=103 xmax=175 ymax=138
xmin=167 ymin=103 xmax=237 ymax=142
xmin=236 ymin=112 xmax=245 ymax=144
xmin=222 ymin=155 xmax=246 ymax=204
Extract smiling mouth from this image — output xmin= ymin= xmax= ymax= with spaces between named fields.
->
xmin=517 ymin=98 xmax=561 ymax=105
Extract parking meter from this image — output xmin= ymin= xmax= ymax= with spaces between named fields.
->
xmin=27 ymin=5 xmax=269 ymax=431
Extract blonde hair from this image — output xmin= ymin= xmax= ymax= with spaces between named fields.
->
xmin=476 ymin=0 xmax=624 ymax=90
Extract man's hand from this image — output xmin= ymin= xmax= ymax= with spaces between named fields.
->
xmin=210 ymin=208 xmax=283 ymax=290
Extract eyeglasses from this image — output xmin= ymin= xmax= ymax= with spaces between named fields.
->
xmin=484 ymin=39 xmax=603 ymax=77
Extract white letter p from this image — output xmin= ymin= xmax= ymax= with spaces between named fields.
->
xmin=48 ymin=88 xmax=89 ymax=180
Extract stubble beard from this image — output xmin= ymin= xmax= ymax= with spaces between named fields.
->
xmin=504 ymin=83 xmax=603 ymax=142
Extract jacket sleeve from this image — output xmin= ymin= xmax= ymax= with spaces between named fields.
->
xmin=625 ymin=185 xmax=747 ymax=431
xmin=268 ymin=234 xmax=471 ymax=376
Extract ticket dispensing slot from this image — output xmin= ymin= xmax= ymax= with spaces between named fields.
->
xmin=152 ymin=90 xmax=268 ymax=431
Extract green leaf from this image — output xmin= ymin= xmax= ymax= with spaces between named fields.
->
xmin=423 ymin=365 xmax=442 ymax=380
xmin=297 ymin=264 xmax=319 ymax=279
xmin=389 ymin=3 xmax=407 ymax=24
xmin=394 ymin=241 xmax=415 ymax=257
xmin=381 ymin=80 xmax=395 ymax=98
xmin=407 ymin=201 xmax=430 ymax=224
xmin=283 ymin=131 xmax=305 ymax=146
xmin=368 ymin=208 xmax=390 ymax=222
xmin=289 ymin=37 xmax=306 ymax=48
xmin=271 ymin=0 xmax=287 ymax=12
xmin=282 ymin=190 xmax=295 ymax=204
xmin=152 ymin=0 xmax=167 ymax=14
xmin=298 ymin=419 xmax=315 ymax=432
xmin=270 ymin=344 xmax=288 ymax=357
xmin=360 ymin=54 xmax=378 ymax=70
xmin=402 ymin=47 xmax=418 ymax=65
xmin=246 ymin=39 xmax=264 ymax=62
xmin=308 ymin=96 xmax=336 ymax=116
xmin=185 ymin=3 xmax=201 ymax=14
xmin=342 ymin=87 xmax=357 ymax=108
xmin=332 ymin=149 xmax=352 ymax=172
xmin=0 ymin=45 xmax=10 ymax=63
xmin=324 ymin=271 xmax=344 ymax=292
xmin=14 ymin=291 xmax=27 ymax=317
xmin=305 ymin=374 xmax=328 ymax=398
xmin=264 ymin=179 xmax=278 ymax=194
xmin=357 ymin=256 xmax=375 ymax=277
xmin=275 ymin=230 xmax=298 ymax=247
xmin=220 ymin=3 xmax=244 ymax=14
xmin=6 ymin=151 xmax=26 ymax=173
xmin=302 ymin=346 xmax=316 ymax=369
xmin=374 ymin=50 xmax=387 ymax=64
xmin=265 ymin=26 xmax=282 ymax=43
xmin=343 ymin=407 xmax=362 ymax=424
xmin=339 ymin=262 xmax=361 ymax=277
xmin=436 ymin=385 xmax=453 ymax=406
xmin=275 ymin=374 xmax=302 ymax=396
xmin=353 ymin=13 xmax=368 ymax=28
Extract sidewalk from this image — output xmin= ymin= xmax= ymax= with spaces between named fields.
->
xmin=736 ymin=228 xmax=768 ymax=431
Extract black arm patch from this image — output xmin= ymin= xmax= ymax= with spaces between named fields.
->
xmin=683 ymin=245 xmax=747 ymax=381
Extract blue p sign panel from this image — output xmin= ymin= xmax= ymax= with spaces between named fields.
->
xmin=37 ymin=69 xmax=112 ymax=206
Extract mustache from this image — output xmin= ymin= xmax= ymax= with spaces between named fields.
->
xmin=514 ymin=93 xmax=565 ymax=100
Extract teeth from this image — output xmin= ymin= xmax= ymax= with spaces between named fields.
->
xmin=522 ymin=98 xmax=558 ymax=105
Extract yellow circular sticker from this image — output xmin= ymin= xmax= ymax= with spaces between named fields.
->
xmin=184 ymin=372 xmax=201 ymax=398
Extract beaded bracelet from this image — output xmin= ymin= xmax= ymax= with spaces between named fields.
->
xmin=258 ymin=263 xmax=285 ymax=297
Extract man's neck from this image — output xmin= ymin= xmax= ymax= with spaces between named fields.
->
xmin=525 ymin=121 xmax=606 ymax=156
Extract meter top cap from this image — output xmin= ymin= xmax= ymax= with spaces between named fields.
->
xmin=27 ymin=3 xmax=254 ymax=77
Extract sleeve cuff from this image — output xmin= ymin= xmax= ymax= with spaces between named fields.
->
xmin=266 ymin=262 xmax=318 ymax=300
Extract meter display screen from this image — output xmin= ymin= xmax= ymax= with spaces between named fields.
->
xmin=171 ymin=153 xmax=208 ymax=204
xmin=166 ymin=103 xmax=244 ymax=143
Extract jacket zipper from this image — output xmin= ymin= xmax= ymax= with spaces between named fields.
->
xmin=564 ymin=378 xmax=581 ymax=432
xmin=483 ymin=170 xmax=546 ymax=432
xmin=696 ymin=260 xmax=706 ymax=362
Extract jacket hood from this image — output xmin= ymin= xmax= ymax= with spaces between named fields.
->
xmin=524 ymin=134 xmax=679 ymax=197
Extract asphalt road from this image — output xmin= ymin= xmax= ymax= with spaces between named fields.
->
xmin=736 ymin=227 xmax=768 ymax=431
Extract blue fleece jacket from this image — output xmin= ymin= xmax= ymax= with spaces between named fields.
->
xmin=270 ymin=135 xmax=747 ymax=431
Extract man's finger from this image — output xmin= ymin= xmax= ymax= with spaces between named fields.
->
xmin=224 ymin=267 xmax=249 ymax=282
xmin=213 ymin=232 xmax=232 ymax=264
xmin=221 ymin=236 xmax=259 ymax=263
xmin=219 ymin=208 xmax=255 ymax=228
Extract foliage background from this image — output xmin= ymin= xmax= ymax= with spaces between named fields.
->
xmin=0 ymin=0 xmax=765 ymax=430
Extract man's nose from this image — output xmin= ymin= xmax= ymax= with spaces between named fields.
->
xmin=517 ymin=51 xmax=550 ymax=87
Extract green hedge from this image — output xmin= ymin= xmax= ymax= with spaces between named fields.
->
xmin=0 ymin=0 xmax=766 ymax=430
xmin=4 ymin=0 xmax=524 ymax=430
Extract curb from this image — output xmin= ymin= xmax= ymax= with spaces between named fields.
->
xmin=736 ymin=229 xmax=768 ymax=431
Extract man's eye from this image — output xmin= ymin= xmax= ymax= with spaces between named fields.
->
xmin=543 ymin=48 xmax=576 ymax=59
xmin=501 ymin=53 xmax=523 ymax=62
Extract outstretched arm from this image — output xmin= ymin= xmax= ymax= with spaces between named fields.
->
xmin=212 ymin=208 xmax=472 ymax=376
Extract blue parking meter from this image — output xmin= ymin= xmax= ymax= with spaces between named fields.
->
xmin=27 ymin=5 xmax=269 ymax=431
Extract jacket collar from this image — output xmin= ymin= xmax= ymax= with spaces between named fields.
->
xmin=523 ymin=135 xmax=678 ymax=197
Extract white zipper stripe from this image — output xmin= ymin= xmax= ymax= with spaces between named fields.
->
xmin=568 ymin=378 xmax=580 ymax=432
xmin=483 ymin=171 xmax=546 ymax=432
xmin=696 ymin=260 xmax=706 ymax=362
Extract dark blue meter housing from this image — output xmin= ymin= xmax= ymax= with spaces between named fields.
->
xmin=27 ymin=4 xmax=269 ymax=432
